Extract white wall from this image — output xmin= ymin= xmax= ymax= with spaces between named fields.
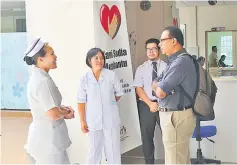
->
xmin=25 ymin=0 xmax=95 ymax=163
xmin=179 ymin=6 xmax=197 ymax=47
xmin=179 ymin=5 xmax=237 ymax=59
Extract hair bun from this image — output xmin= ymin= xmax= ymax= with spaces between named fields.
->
xmin=23 ymin=56 xmax=34 ymax=65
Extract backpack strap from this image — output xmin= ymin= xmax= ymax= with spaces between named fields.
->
xmin=177 ymin=87 xmax=185 ymax=110
xmin=177 ymin=53 xmax=199 ymax=109
xmin=179 ymin=85 xmax=193 ymax=105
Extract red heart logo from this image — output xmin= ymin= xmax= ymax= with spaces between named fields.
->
xmin=100 ymin=4 xmax=121 ymax=39
xmin=173 ymin=18 xmax=178 ymax=27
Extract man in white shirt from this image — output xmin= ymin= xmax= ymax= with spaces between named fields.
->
xmin=133 ymin=38 xmax=167 ymax=164
xmin=208 ymin=46 xmax=218 ymax=67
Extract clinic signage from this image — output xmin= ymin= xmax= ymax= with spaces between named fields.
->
xmin=94 ymin=1 xmax=142 ymax=153
xmin=100 ymin=4 xmax=121 ymax=39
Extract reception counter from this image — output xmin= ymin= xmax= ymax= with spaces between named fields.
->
xmin=209 ymin=67 xmax=237 ymax=77
xmin=213 ymin=75 xmax=237 ymax=81
xmin=212 ymin=76 xmax=237 ymax=163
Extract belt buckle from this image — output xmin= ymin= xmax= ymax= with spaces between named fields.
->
xmin=161 ymin=107 xmax=168 ymax=112
xmin=183 ymin=107 xmax=189 ymax=111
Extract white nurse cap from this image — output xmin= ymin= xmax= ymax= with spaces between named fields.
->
xmin=25 ymin=37 xmax=46 ymax=57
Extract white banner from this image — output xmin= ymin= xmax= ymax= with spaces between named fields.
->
xmin=172 ymin=3 xmax=180 ymax=28
xmin=93 ymin=0 xmax=142 ymax=153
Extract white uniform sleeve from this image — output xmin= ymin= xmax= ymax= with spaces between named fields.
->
xmin=133 ymin=67 xmax=143 ymax=87
xmin=77 ymin=77 xmax=87 ymax=103
xmin=37 ymin=79 xmax=59 ymax=112
xmin=113 ymin=73 xmax=124 ymax=97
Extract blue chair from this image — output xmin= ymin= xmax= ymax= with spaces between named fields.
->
xmin=191 ymin=117 xmax=221 ymax=164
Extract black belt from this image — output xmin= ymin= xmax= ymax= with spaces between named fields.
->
xmin=139 ymin=100 xmax=157 ymax=103
xmin=159 ymin=105 xmax=192 ymax=112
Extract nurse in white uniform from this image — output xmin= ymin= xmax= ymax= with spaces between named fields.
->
xmin=23 ymin=37 xmax=74 ymax=164
xmin=77 ymin=48 xmax=124 ymax=164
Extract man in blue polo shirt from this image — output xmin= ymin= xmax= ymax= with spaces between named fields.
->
xmin=152 ymin=26 xmax=197 ymax=164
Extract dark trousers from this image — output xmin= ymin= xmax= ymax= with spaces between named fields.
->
xmin=138 ymin=100 xmax=161 ymax=164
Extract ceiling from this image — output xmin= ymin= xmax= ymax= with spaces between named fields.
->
xmin=1 ymin=1 xmax=25 ymax=17
xmin=0 ymin=1 xmax=25 ymax=11
xmin=1 ymin=1 xmax=237 ymax=11
xmin=177 ymin=0 xmax=237 ymax=7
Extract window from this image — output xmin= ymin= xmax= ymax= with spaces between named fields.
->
xmin=220 ymin=36 xmax=232 ymax=66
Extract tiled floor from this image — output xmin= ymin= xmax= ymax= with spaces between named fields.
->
xmin=1 ymin=116 xmax=157 ymax=164
xmin=122 ymin=145 xmax=165 ymax=164
xmin=1 ymin=115 xmax=236 ymax=164
xmin=1 ymin=117 xmax=32 ymax=164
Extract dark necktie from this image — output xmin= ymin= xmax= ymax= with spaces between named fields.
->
xmin=152 ymin=62 xmax=157 ymax=96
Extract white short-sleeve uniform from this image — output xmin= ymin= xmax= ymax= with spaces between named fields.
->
xmin=77 ymin=68 xmax=124 ymax=164
xmin=25 ymin=67 xmax=71 ymax=164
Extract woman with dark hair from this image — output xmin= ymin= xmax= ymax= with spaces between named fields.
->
xmin=218 ymin=55 xmax=227 ymax=67
xmin=77 ymin=48 xmax=124 ymax=164
xmin=23 ymin=37 xmax=74 ymax=164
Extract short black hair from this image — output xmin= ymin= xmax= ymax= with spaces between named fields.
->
xmin=145 ymin=38 xmax=160 ymax=50
xmin=164 ymin=26 xmax=184 ymax=46
xmin=221 ymin=55 xmax=226 ymax=59
xmin=86 ymin=48 xmax=105 ymax=68
xmin=23 ymin=46 xmax=46 ymax=65
xmin=212 ymin=46 xmax=217 ymax=51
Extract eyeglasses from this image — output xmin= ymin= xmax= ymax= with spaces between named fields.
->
xmin=146 ymin=47 xmax=158 ymax=52
xmin=160 ymin=37 xmax=173 ymax=43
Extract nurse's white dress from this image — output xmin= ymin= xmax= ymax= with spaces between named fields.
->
xmin=25 ymin=66 xmax=71 ymax=164
xmin=77 ymin=68 xmax=124 ymax=164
